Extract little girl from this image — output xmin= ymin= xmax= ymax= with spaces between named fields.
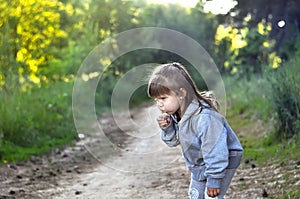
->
xmin=147 ymin=63 xmax=243 ymax=199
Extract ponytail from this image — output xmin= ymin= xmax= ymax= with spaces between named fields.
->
xmin=199 ymin=90 xmax=220 ymax=112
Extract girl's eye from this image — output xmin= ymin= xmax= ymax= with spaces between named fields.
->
xmin=154 ymin=96 xmax=167 ymax=101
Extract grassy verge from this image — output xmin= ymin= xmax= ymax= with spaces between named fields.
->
xmin=224 ymin=71 xmax=300 ymax=198
xmin=0 ymin=81 xmax=76 ymax=163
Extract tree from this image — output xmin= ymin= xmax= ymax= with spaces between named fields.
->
xmin=0 ymin=0 xmax=67 ymax=89
xmin=230 ymin=0 xmax=300 ymax=57
xmin=214 ymin=18 xmax=282 ymax=77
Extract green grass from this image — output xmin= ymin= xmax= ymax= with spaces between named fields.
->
xmin=224 ymin=75 xmax=271 ymax=121
xmin=242 ymin=135 xmax=299 ymax=164
xmin=0 ymin=138 xmax=71 ymax=163
xmin=224 ymin=71 xmax=300 ymax=198
xmin=0 ymin=81 xmax=77 ymax=163
xmin=225 ymin=72 xmax=300 ymax=162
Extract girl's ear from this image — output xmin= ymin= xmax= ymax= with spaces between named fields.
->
xmin=179 ymin=88 xmax=187 ymax=99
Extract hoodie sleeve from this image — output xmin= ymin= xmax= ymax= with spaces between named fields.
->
xmin=199 ymin=114 xmax=229 ymax=188
xmin=161 ymin=119 xmax=180 ymax=147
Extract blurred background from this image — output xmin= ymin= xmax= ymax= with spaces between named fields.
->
xmin=0 ymin=1 xmax=299 ymax=195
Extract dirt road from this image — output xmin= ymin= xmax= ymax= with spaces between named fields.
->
xmin=1 ymin=104 xmax=300 ymax=199
xmin=49 ymin=105 xmax=189 ymax=199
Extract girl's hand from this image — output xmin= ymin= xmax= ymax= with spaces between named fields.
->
xmin=157 ymin=113 xmax=171 ymax=128
xmin=207 ymin=188 xmax=220 ymax=197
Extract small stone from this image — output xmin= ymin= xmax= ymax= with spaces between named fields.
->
xmin=19 ymin=189 xmax=26 ymax=194
xmin=16 ymin=175 xmax=23 ymax=179
xmin=75 ymin=190 xmax=82 ymax=195
xmin=55 ymin=148 xmax=61 ymax=155
xmin=75 ymin=169 xmax=81 ymax=174
xmin=49 ymin=171 xmax=57 ymax=176
xmin=16 ymin=162 xmax=25 ymax=166
xmin=34 ymin=167 xmax=40 ymax=171
xmin=62 ymin=153 xmax=68 ymax=158
xmin=9 ymin=164 xmax=18 ymax=170
xmin=262 ymin=189 xmax=268 ymax=197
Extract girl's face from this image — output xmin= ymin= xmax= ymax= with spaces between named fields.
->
xmin=154 ymin=91 xmax=181 ymax=115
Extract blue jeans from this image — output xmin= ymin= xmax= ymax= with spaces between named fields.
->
xmin=188 ymin=168 xmax=236 ymax=199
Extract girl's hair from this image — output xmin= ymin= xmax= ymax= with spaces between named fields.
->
xmin=147 ymin=62 xmax=219 ymax=111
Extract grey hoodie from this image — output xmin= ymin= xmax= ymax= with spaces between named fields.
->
xmin=161 ymin=100 xmax=243 ymax=188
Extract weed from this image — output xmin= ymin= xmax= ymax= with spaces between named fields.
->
xmin=0 ymin=82 xmax=76 ymax=163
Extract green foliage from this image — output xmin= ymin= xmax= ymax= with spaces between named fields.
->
xmin=225 ymin=55 xmax=300 ymax=140
xmin=243 ymin=135 xmax=299 ymax=165
xmin=232 ymin=0 xmax=300 ymax=57
xmin=0 ymin=0 xmax=299 ymax=165
xmin=236 ymin=23 xmax=271 ymax=74
xmin=0 ymin=82 xmax=76 ymax=163
xmin=266 ymin=59 xmax=300 ymax=138
xmin=225 ymin=68 xmax=300 ymax=198
xmin=224 ymin=70 xmax=299 ymax=167
xmin=138 ymin=3 xmax=218 ymax=53
xmin=224 ymin=75 xmax=271 ymax=121
xmin=0 ymin=0 xmax=68 ymax=87
xmin=214 ymin=20 xmax=281 ymax=78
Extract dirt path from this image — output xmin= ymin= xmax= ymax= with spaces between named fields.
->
xmin=0 ymin=105 xmax=188 ymax=199
xmin=47 ymin=105 xmax=189 ymax=199
xmin=1 ymin=104 xmax=300 ymax=199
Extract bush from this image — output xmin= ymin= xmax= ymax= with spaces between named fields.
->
xmin=0 ymin=82 xmax=76 ymax=163
xmin=267 ymin=59 xmax=300 ymax=138
xmin=224 ymin=74 xmax=270 ymax=121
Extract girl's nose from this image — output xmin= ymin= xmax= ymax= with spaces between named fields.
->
xmin=156 ymin=100 xmax=162 ymax=107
